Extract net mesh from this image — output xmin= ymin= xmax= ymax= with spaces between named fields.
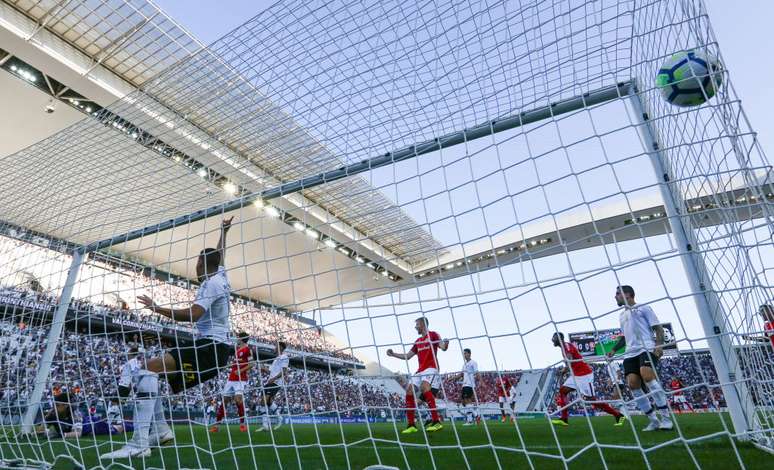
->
xmin=0 ymin=0 xmax=772 ymax=468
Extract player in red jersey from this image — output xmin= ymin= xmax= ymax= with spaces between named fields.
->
xmin=387 ymin=317 xmax=449 ymax=433
xmin=743 ymin=304 xmax=774 ymax=352
xmin=211 ymin=331 xmax=252 ymax=433
xmin=551 ymin=332 xmax=624 ymax=426
xmin=496 ymin=376 xmax=515 ymax=422
xmin=669 ymin=378 xmax=693 ymax=413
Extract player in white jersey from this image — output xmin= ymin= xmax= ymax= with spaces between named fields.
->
xmin=458 ymin=348 xmax=480 ymax=425
xmin=607 ymin=285 xmax=672 ymax=432
xmin=205 ymin=401 xmax=216 ymax=425
xmin=256 ymin=341 xmax=289 ymax=432
xmin=103 ymin=218 xmax=234 ymax=460
xmin=606 ymin=361 xmax=627 ymax=413
xmin=99 ymin=346 xmax=168 ymax=457
xmin=106 ymin=399 xmax=122 ymax=426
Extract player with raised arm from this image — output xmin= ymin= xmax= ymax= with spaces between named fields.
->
xmin=102 ymin=217 xmax=235 ymax=460
xmin=606 ymin=285 xmax=673 ymax=431
xmin=495 ymin=375 xmax=515 ymax=422
xmin=387 ymin=317 xmax=449 ymax=433
xmin=211 ymin=331 xmax=253 ymax=433
xmin=256 ymin=341 xmax=289 ymax=432
xmin=458 ymin=348 xmax=480 ymax=426
xmin=551 ymin=333 xmax=624 ymax=426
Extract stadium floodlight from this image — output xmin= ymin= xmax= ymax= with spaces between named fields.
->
xmin=305 ymin=228 xmax=319 ymax=239
xmin=222 ymin=182 xmax=237 ymax=195
xmin=0 ymin=1 xmax=772 ymax=469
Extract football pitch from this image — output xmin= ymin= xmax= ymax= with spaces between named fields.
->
xmin=1 ymin=413 xmax=769 ymax=469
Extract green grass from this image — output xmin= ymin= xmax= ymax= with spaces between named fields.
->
xmin=1 ymin=413 xmax=768 ymax=469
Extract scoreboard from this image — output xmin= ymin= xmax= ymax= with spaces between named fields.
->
xmin=568 ymin=323 xmax=677 ymax=359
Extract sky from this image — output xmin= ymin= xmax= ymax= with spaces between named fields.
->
xmin=156 ymin=0 xmax=772 ymax=157
xmin=150 ymin=0 xmax=774 ymax=374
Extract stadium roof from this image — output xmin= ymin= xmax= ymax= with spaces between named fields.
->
xmin=408 ymin=170 xmax=773 ymax=286
xmin=0 ymin=0 xmax=444 ymax=311
xmin=2 ymin=0 xmax=201 ymax=90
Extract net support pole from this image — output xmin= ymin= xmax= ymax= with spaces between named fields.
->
xmin=20 ymin=251 xmax=84 ymax=434
xmin=81 ymin=81 xmax=633 ymax=254
xmin=628 ymin=85 xmax=755 ymax=438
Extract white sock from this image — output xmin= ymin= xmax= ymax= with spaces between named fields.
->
xmin=631 ymin=388 xmax=656 ymax=420
xmin=130 ymin=398 xmax=155 ymax=448
xmin=153 ymin=396 xmax=172 ymax=436
xmin=262 ymin=406 xmax=271 ymax=428
xmin=645 ymin=379 xmax=670 ymax=416
xmin=129 ymin=372 xmax=160 ymax=447
xmin=274 ymin=404 xmax=282 ymax=426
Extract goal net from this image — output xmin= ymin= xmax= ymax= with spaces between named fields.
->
xmin=0 ymin=0 xmax=772 ymax=468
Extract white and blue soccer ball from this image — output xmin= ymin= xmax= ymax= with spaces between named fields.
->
xmin=656 ymin=49 xmax=722 ymax=107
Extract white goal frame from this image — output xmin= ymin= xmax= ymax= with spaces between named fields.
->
xmin=18 ymin=78 xmax=768 ymax=448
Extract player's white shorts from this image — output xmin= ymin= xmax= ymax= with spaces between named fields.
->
xmin=221 ymin=380 xmax=247 ymax=396
xmin=562 ymin=373 xmax=594 ymax=396
xmin=498 ymin=393 xmax=515 ymax=404
xmin=410 ymin=368 xmax=441 ymax=389
xmin=673 ymin=394 xmax=687 ymax=404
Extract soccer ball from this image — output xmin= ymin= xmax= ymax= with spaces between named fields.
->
xmin=656 ymin=49 xmax=722 ymax=107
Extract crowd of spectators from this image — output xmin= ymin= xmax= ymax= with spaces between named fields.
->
xmin=209 ymin=368 xmax=405 ymax=418
xmin=440 ymin=371 xmax=521 ymax=403
xmin=0 ymin=235 xmax=358 ymax=362
xmin=3 ymin=236 xmax=772 ymax=421
xmin=0 ymin=320 xmax=399 ymax=421
xmin=2 ymin=317 xmax=772 ymax=427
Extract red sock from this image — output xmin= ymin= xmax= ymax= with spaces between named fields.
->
xmin=422 ymin=390 xmax=439 ymax=422
xmin=216 ymin=403 xmax=226 ymax=423
xmin=592 ymin=402 xmax=621 ymax=417
xmin=406 ymin=394 xmax=416 ymax=426
xmin=557 ymin=393 xmax=569 ymax=421
xmin=237 ymin=402 xmax=245 ymax=423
